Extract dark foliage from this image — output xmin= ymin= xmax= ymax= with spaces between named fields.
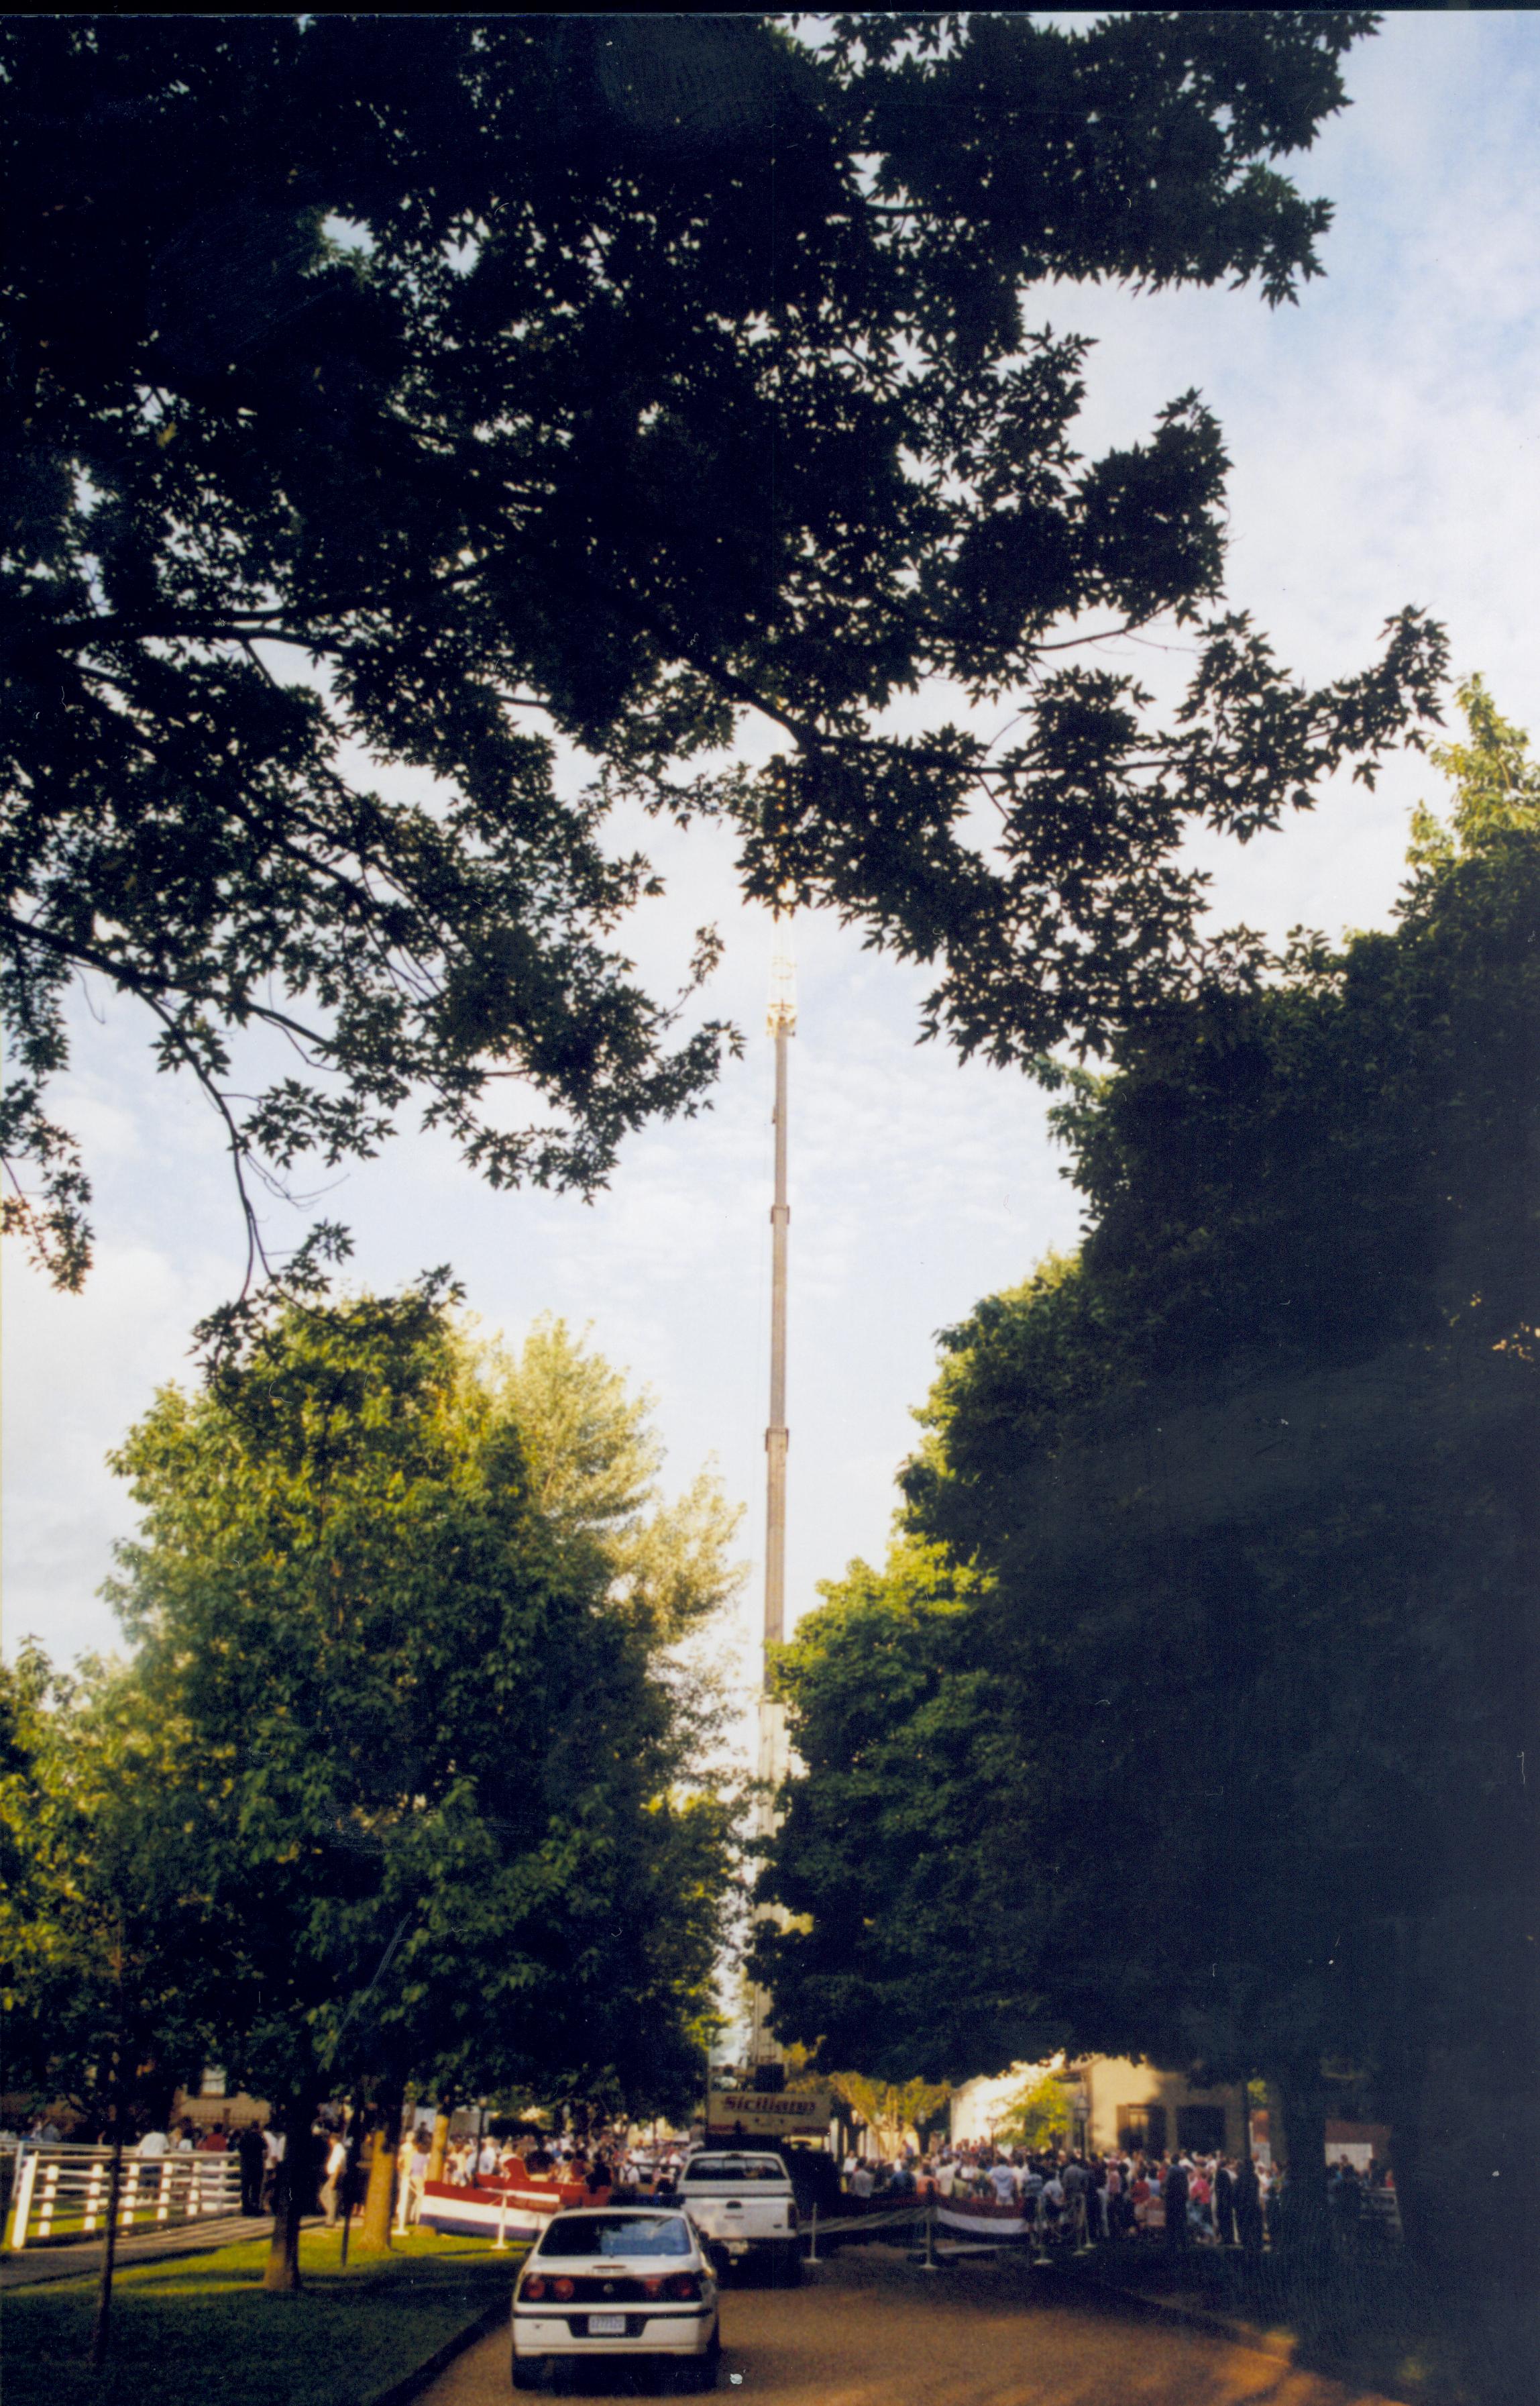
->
xmin=758 ymin=707 xmax=1539 ymax=2271
xmin=1 ymin=13 xmax=1441 ymax=1294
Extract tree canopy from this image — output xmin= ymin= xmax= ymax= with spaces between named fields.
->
xmin=7 ymin=1288 xmax=740 ymax=2231
xmin=0 ymin=1644 xmax=211 ymax=2128
xmin=2 ymin=11 xmax=1443 ymax=1294
xmin=756 ymin=681 xmax=1539 ymax=2270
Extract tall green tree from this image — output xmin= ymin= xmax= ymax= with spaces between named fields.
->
xmin=98 ymin=1284 xmax=738 ymax=2287
xmin=0 ymin=1648 xmax=213 ymax=2358
xmin=758 ymin=681 xmax=1539 ymax=2280
xmin=2 ymin=13 xmax=1442 ymax=1293
xmin=750 ymin=1540 xmax=1056 ymax=2081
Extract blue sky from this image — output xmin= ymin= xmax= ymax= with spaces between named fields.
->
xmin=7 ymin=13 xmax=1539 ymax=1708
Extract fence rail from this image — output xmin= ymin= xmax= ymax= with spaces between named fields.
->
xmin=7 ymin=2142 xmax=243 ymax=2251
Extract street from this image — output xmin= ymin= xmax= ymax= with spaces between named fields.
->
xmin=420 ymin=2246 xmax=1406 ymax=2406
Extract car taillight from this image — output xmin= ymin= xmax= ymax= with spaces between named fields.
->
xmin=520 ymin=2274 xmax=546 ymax=2300
xmin=668 ymin=2274 xmax=702 ymax=2301
xmin=642 ymin=2278 xmax=665 ymax=2298
xmin=553 ymin=2277 xmax=575 ymax=2301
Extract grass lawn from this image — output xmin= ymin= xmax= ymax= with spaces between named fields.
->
xmin=0 ymin=2228 xmax=523 ymax=2406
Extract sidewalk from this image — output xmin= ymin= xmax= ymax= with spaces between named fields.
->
xmin=1038 ymin=2250 xmax=1303 ymax=2367
xmin=0 ymin=2211 xmax=282 ymax=2290
xmin=1035 ymin=2243 xmax=1447 ymax=2406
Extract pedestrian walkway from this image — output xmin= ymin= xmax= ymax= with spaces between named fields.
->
xmin=0 ymin=2211 xmax=278 ymax=2291
xmin=1038 ymin=2250 xmax=1301 ymax=2366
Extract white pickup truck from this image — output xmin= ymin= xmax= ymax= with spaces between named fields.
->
xmin=677 ymin=2151 xmax=802 ymax=2285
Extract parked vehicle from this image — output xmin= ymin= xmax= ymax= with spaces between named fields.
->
xmin=676 ymin=2151 xmax=800 ymax=2285
xmin=510 ymin=2205 xmax=720 ymax=2393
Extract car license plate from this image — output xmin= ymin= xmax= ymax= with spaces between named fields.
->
xmin=589 ymin=2314 xmax=626 ymax=2336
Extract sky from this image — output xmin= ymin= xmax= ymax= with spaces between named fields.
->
xmin=6 ymin=12 xmax=1540 ymax=1718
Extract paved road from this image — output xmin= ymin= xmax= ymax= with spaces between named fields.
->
xmin=419 ymin=2245 xmax=1406 ymax=2406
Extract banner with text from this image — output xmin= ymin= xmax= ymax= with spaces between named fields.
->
xmin=705 ymin=2087 xmax=833 ymax=2140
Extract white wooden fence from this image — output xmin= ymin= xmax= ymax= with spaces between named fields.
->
xmin=7 ymin=2142 xmax=243 ymax=2250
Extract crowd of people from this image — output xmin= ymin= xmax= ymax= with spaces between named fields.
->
xmin=393 ymin=2125 xmax=688 ymax=2225
xmin=131 ymin=2117 xmax=278 ymax=2213
xmin=836 ymin=2140 xmax=1398 ymax=2254
xmin=5 ymin=2104 xmax=1398 ymax=2257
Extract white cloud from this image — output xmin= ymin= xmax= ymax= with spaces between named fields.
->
xmin=2 ymin=1239 xmax=227 ymax=1667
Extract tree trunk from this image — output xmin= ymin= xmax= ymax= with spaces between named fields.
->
xmin=426 ymin=2108 xmax=450 ymax=2186
xmin=1378 ymin=2053 xmax=1435 ymax=2266
xmin=1274 ymin=2067 xmax=1329 ymax=2270
xmin=338 ymin=2089 xmax=364 ymax=2268
xmin=356 ymin=2089 xmax=403 ymax=2256
xmin=88 ymin=2124 xmax=125 ymax=2368
xmin=262 ymin=2102 xmax=309 ymax=2293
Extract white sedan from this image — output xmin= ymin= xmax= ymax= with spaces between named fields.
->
xmin=511 ymin=2204 xmax=720 ymax=2393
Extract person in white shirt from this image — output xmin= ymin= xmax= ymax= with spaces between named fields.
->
xmin=320 ymin=2132 xmax=349 ymax=2229
xmin=405 ymin=2129 xmax=431 ymax=2224
xmin=136 ymin=2128 xmax=169 ymax=2158
xmin=850 ymin=2160 xmax=875 ymax=2201
xmin=260 ymin=2126 xmax=284 ymax=2213
xmin=988 ymin=2160 xmax=1018 ymax=2206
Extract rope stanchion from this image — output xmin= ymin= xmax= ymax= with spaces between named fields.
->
xmin=919 ymin=2203 xmax=940 ymax=2274
xmin=493 ymin=2191 xmax=510 ymax=2252
xmin=805 ymin=2203 xmax=820 ymax=2264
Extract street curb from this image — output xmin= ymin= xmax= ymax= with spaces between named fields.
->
xmin=364 ymin=2295 xmax=508 ymax=2406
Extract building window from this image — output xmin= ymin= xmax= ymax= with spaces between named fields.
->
xmin=1177 ymin=2105 xmax=1227 ymax=2154
xmin=200 ymin=2067 xmax=227 ymax=2099
xmin=1117 ymin=2105 xmax=1167 ymax=2156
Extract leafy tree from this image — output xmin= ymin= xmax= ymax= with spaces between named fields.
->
xmin=98 ymin=1284 xmax=739 ymax=2286
xmin=0 ymin=1647 xmax=212 ymax=2360
xmin=997 ymin=2071 xmax=1072 ymax=2153
xmin=1407 ymin=673 xmax=1540 ymax=879
xmin=828 ymin=2071 xmax=952 ymax=2160
xmin=2 ymin=12 xmax=1443 ymax=1294
xmin=759 ymin=682 xmax=1539 ymax=2279
xmin=753 ymin=1541 xmax=1057 ymax=2081
xmin=494 ymin=1316 xmax=743 ymax=1653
